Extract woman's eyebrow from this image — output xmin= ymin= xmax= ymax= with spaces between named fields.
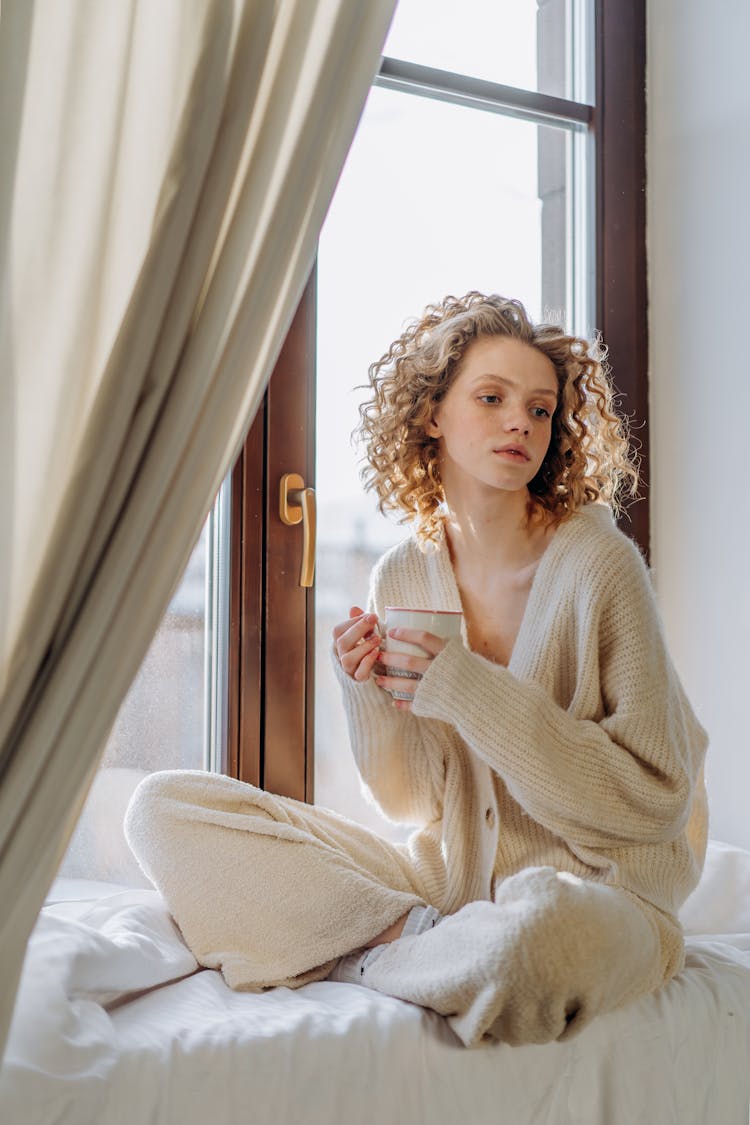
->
xmin=470 ymin=374 xmax=557 ymax=399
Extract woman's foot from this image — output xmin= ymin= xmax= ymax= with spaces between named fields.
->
xmin=327 ymin=905 xmax=444 ymax=984
xmin=363 ymin=913 xmax=409 ymax=946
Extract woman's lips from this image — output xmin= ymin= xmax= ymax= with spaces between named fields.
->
xmin=494 ymin=447 xmax=530 ymax=461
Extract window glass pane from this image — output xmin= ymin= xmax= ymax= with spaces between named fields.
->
xmin=314 ymin=86 xmax=577 ymax=839
xmin=60 ymin=489 xmax=230 ymax=885
xmin=383 ymin=0 xmax=592 ymax=102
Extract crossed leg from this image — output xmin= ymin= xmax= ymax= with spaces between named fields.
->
xmin=362 ymin=866 xmax=669 ymax=1046
xmin=126 ymin=771 xmax=672 ymax=1046
xmin=124 ymin=770 xmax=430 ymax=989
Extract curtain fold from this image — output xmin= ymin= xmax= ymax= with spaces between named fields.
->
xmin=0 ymin=0 xmax=396 ymax=1062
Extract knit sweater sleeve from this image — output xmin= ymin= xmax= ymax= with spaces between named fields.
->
xmin=411 ymin=528 xmax=708 ymax=849
xmin=332 ymin=549 xmax=450 ymax=826
xmin=333 ymin=666 xmax=450 ymax=825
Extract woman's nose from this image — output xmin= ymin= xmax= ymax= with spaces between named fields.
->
xmin=505 ymin=411 xmax=530 ymax=436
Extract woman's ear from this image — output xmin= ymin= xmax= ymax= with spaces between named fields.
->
xmin=425 ymin=409 xmax=442 ymax=439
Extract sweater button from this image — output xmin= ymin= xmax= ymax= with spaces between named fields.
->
xmin=484 ymin=807 xmax=496 ymax=828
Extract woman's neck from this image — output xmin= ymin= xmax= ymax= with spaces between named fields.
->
xmin=441 ymin=487 xmax=552 ymax=577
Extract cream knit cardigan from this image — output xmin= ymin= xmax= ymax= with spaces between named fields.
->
xmin=335 ymin=503 xmax=709 ymax=977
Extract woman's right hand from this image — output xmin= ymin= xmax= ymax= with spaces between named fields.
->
xmin=333 ymin=606 xmax=382 ymax=682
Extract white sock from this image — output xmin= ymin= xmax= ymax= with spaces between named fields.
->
xmin=327 ymin=904 xmax=443 ymax=985
xmin=326 ymin=944 xmax=385 ymax=984
xmin=400 ymin=904 xmax=443 ymax=938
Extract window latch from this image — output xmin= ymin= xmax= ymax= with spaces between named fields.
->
xmin=279 ymin=473 xmax=317 ymax=588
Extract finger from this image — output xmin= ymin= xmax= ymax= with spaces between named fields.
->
xmin=374 ymin=672 xmax=422 ymax=695
xmin=333 ymin=611 xmax=377 ymax=647
xmin=349 ymin=605 xmax=366 ymax=619
xmin=340 ymin=614 xmax=380 ymax=655
xmin=386 ymin=627 xmax=448 ymax=657
xmin=353 ymin=643 xmax=382 ymax=682
xmin=332 ymin=614 xmax=363 ymax=642
xmin=379 ymin=650 xmax=432 ymax=676
xmin=340 ymin=634 xmax=380 ymax=677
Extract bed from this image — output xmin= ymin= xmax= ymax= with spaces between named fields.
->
xmin=2 ymin=840 xmax=749 ymax=1125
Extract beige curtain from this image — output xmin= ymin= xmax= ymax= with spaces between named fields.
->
xmin=0 ymin=0 xmax=396 ymax=1060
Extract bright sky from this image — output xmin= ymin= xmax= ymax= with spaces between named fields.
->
xmin=383 ymin=0 xmax=540 ymax=88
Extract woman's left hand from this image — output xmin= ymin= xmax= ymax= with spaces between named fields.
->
xmin=375 ymin=627 xmax=449 ymax=710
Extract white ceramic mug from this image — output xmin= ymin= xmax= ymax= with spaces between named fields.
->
xmin=382 ymin=607 xmax=463 ymax=700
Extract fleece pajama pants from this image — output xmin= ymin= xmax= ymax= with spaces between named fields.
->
xmin=124 ymin=770 xmax=669 ymax=1047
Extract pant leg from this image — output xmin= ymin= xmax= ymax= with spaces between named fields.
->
xmin=361 ymin=866 xmax=668 ymax=1048
xmin=124 ymin=770 xmax=428 ymax=990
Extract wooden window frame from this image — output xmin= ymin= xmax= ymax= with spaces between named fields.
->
xmin=226 ymin=276 xmax=317 ymax=798
xmin=595 ymin=0 xmax=648 ymax=556
xmin=226 ymin=0 xmax=647 ymax=794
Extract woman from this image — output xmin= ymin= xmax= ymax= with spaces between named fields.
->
xmin=126 ymin=293 xmax=708 ymax=1047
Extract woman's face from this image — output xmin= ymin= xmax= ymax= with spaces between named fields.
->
xmin=426 ymin=335 xmax=558 ymax=500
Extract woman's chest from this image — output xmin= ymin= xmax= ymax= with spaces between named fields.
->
xmin=459 ymin=581 xmax=533 ymax=667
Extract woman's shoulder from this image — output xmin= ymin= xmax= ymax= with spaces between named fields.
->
xmin=559 ymin=503 xmax=651 ymax=596
xmin=566 ymin=503 xmax=645 ymax=561
xmin=371 ymin=533 xmax=427 ymax=586
xmin=372 ymin=532 xmax=419 ymax=565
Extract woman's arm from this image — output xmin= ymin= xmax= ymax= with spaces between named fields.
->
xmin=334 ymin=664 xmax=449 ymax=825
xmin=332 ymin=593 xmax=449 ymax=826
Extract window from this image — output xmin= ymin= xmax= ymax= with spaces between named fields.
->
xmin=231 ymin=0 xmax=648 ymax=817
xmin=61 ymin=481 xmax=231 ymax=884
xmin=315 ymin=8 xmax=594 ymax=836
xmin=64 ymin=0 xmax=647 ymax=878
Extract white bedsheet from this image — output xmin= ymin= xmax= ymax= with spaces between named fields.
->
xmin=2 ymin=842 xmax=749 ymax=1125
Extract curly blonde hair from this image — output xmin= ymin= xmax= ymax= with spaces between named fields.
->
xmin=356 ymin=292 xmax=639 ymax=545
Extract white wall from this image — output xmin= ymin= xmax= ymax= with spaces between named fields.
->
xmin=648 ymin=0 xmax=750 ymax=849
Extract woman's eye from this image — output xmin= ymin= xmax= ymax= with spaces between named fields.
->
xmin=479 ymin=394 xmax=501 ymax=405
xmin=531 ymin=406 xmax=551 ymax=418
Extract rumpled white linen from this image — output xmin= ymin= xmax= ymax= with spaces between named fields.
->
xmin=1 ymin=845 xmax=749 ymax=1125
xmin=2 ymin=890 xmax=197 ymax=1083
xmin=679 ymin=838 xmax=750 ymax=934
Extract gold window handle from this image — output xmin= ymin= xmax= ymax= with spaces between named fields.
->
xmin=279 ymin=473 xmax=317 ymax=588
